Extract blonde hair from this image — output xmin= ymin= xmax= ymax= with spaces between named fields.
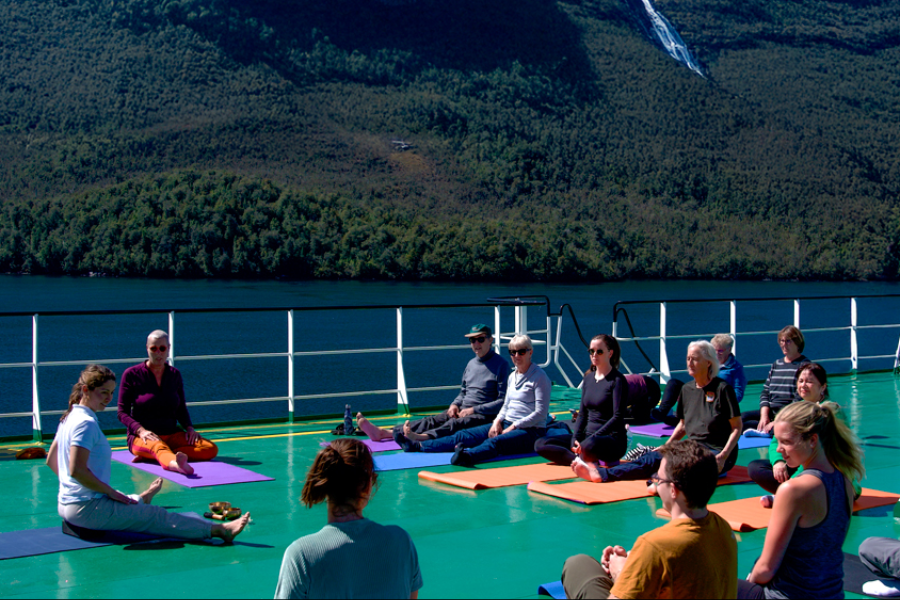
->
xmin=508 ymin=335 xmax=532 ymax=351
xmin=775 ymin=401 xmax=865 ymax=483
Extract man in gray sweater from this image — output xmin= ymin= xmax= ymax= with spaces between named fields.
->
xmin=356 ymin=324 xmax=510 ymax=442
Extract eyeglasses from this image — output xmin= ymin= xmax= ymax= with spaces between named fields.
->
xmin=469 ymin=336 xmax=487 ymax=344
xmin=509 ymin=349 xmax=530 ymax=356
xmin=588 ymin=349 xmax=605 ymax=356
xmin=779 ymin=338 xmax=795 ymax=345
xmin=649 ymin=473 xmax=675 ymax=486
xmin=149 ymin=345 xmax=168 ymax=353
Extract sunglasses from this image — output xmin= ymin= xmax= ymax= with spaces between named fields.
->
xmin=588 ymin=349 xmax=605 ymax=356
xmin=508 ymin=348 xmax=530 ymax=356
xmin=469 ymin=336 xmax=487 ymax=344
xmin=149 ymin=345 xmax=168 ymax=353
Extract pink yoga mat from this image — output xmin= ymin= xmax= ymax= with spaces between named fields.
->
xmin=628 ymin=423 xmax=675 ymax=437
xmin=111 ymin=451 xmax=274 ymax=488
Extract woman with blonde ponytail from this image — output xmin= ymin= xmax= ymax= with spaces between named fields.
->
xmin=47 ymin=365 xmax=250 ymax=544
xmin=738 ymin=401 xmax=864 ymax=599
xmin=275 ymin=438 xmax=423 ymax=599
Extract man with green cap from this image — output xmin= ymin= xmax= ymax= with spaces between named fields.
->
xmin=356 ymin=323 xmax=510 ymax=442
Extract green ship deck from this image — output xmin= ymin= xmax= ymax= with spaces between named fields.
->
xmin=3 ymin=373 xmax=899 ymax=599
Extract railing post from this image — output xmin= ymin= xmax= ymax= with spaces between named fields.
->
xmin=850 ymin=298 xmax=858 ymax=372
xmin=659 ymin=302 xmax=671 ymax=384
xmin=31 ymin=314 xmax=42 ymax=443
xmin=396 ymin=308 xmax=410 ymax=416
xmin=793 ymin=300 xmax=800 ymax=329
xmin=168 ymin=311 xmax=175 ymax=367
xmin=288 ymin=309 xmax=295 ymax=422
xmin=494 ymin=306 xmax=501 ymax=354
xmin=515 ymin=305 xmax=528 ymax=335
xmin=730 ymin=300 xmax=737 ymax=355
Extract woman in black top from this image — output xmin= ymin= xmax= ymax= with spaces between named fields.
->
xmin=535 ymin=334 xmax=629 ymax=466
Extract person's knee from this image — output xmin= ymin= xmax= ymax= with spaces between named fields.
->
xmin=563 ymin=554 xmax=601 ymax=580
xmin=859 ymin=537 xmax=895 ymax=564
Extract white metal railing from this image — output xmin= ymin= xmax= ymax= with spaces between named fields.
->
xmin=612 ymin=295 xmax=900 ymax=383
xmin=1 ymin=298 xmax=583 ymax=442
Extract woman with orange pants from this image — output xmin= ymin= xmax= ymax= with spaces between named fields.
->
xmin=117 ymin=330 xmax=217 ymax=474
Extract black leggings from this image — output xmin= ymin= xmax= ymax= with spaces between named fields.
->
xmin=534 ymin=431 xmax=627 ymax=465
xmin=748 ymin=459 xmax=798 ymax=495
xmin=741 ymin=409 xmax=761 ymax=431
xmin=650 ymin=378 xmax=683 ymax=427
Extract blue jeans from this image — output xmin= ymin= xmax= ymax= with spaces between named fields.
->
xmin=420 ymin=420 xmax=546 ymax=463
xmin=602 ymin=445 xmax=737 ymax=482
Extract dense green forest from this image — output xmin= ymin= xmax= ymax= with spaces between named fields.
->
xmin=1 ymin=0 xmax=899 ymax=280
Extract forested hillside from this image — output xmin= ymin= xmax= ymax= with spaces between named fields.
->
xmin=1 ymin=0 xmax=899 ymax=280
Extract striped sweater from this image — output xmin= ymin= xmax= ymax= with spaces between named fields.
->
xmin=759 ymin=355 xmax=810 ymax=414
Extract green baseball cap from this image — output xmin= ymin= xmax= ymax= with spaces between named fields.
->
xmin=465 ymin=323 xmax=492 ymax=338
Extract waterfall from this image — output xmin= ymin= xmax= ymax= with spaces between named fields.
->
xmin=628 ymin=0 xmax=705 ymax=77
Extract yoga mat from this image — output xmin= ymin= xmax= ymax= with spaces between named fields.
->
xmin=111 ymin=451 xmax=274 ymax=488
xmin=843 ymin=552 xmax=894 ymax=598
xmin=319 ymin=439 xmax=401 ymax=452
xmin=528 ymin=466 xmax=751 ymax=505
xmin=0 ymin=512 xmax=203 ymax=560
xmin=418 ymin=463 xmax=576 ymax=489
xmin=537 ymin=580 xmax=567 ymax=599
xmin=656 ymin=488 xmax=900 ymax=532
xmin=374 ymin=452 xmax=536 ymax=472
xmin=738 ymin=434 xmax=772 ymax=450
xmin=628 ymin=423 xmax=675 ymax=438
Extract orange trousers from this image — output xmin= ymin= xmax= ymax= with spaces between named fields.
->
xmin=130 ymin=431 xmax=218 ymax=468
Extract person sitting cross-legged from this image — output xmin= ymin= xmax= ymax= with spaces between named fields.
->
xmin=394 ymin=334 xmax=553 ymax=467
xmin=572 ymin=340 xmax=742 ymax=487
xmin=562 ymin=439 xmax=738 ymax=599
xmin=356 ymin=323 xmax=509 ymax=443
xmin=859 ymin=537 xmax=900 ymax=597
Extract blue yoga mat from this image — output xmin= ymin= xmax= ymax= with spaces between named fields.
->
xmin=374 ymin=452 xmax=537 ymax=471
xmin=538 ymin=580 xmax=566 ymax=599
xmin=0 ymin=512 xmax=204 ymax=560
xmin=738 ymin=434 xmax=772 ymax=450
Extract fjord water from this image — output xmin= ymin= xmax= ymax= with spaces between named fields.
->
xmin=0 ymin=275 xmax=898 ymax=438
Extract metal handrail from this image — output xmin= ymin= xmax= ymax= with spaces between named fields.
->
xmin=612 ymin=294 xmax=900 ymax=382
xmin=0 ymin=298 xmax=582 ymax=441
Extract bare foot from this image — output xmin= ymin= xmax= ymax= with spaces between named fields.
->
xmin=167 ymin=452 xmax=194 ymax=475
xmin=759 ymin=495 xmax=774 ymax=509
xmin=571 ymin=458 xmax=603 ymax=483
xmin=646 ymin=482 xmax=659 ymax=496
xmin=214 ymin=512 xmax=251 ymax=543
xmin=356 ymin=413 xmax=393 ymax=441
xmin=140 ymin=477 xmax=164 ymax=504
xmin=402 ymin=421 xmax=430 ymax=442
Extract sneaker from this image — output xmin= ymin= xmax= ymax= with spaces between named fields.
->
xmin=451 ymin=446 xmax=475 ymax=467
xmin=623 ymin=443 xmax=656 ymax=462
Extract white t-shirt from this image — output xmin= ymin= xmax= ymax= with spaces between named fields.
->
xmin=56 ymin=405 xmax=111 ymax=504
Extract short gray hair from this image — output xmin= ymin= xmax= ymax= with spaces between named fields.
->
xmin=147 ymin=330 xmax=169 ymax=344
xmin=710 ymin=334 xmax=734 ymax=353
xmin=688 ymin=340 xmax=720 ymax=379
xmin=508 ymin=334 xmax=532 ymax=351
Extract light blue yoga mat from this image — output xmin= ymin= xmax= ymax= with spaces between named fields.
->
xmin=0 ymin=512 xmax=204 ymax=560
xmin=738 ymin=433 xmax=772 ymax=450
xmin=537 ymin=580 xmax=566 ymax=599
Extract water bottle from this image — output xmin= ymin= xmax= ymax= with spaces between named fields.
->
xmin=344 ymin=404 xmax=354 ymax=436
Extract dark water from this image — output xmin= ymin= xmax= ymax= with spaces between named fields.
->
xmin=1 ymin=275 xmax=899 ymax=438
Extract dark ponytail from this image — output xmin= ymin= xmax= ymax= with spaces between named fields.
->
xmin=301 ymin=438 xmax=376 ymax=511
xmin=61 ymin=365 xmax=116 ymax=422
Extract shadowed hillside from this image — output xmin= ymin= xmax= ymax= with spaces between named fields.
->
xmin=1 ymin=0 xmax=899 ymax=280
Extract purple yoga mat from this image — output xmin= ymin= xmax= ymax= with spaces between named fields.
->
xmin=111 ymin=451 xmax=274 ymax=488
xmin=320 ymin=439 xmax=401 ymax=452
xmin=628 ymin=423 xmax=675 ymax=438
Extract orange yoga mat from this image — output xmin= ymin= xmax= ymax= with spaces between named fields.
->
xmin=418 ymin=463 xmax=577 ymax=490
xmin=527 ymin=466 xmax=752 ymax=505
xmin=656 ymin=488 xmax=900 ymax=532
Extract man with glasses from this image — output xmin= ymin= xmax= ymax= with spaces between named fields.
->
xmin=561 ymin=440 xmax=737 ymax=599
xmin=356 ymin=324 xmax=509 ymax=443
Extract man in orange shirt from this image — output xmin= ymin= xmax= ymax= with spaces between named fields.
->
xmin=562 ymin=440 xmax=737 ymax=599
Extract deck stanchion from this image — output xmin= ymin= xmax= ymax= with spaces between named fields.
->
xmin=515 ymin=305 xmax=528 ymax=336
xmin=659 ymin=303 xmax=671 ymax=384
xmin=494 ymin=306 xmax=501 ymax=354
xmin=31 ymin=314 xmax=42 ymax=443
xmin=794 ymin=299 xmax=800 ymax=329
xmin=850 ymin=298 xmax=858 ymax=372
xmin=730 ymin=300 xmax=737 ymax=355
xmin=288 ymin=309 xmax=295 ymax=422
xmin=168 ymin=311 xmax=175 ymax=368
xmin=396 ymin=308 xmax=410 ymax=416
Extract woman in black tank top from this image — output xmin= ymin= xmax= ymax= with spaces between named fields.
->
xmin=738 ymin=401 xmax=864 ymax=599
